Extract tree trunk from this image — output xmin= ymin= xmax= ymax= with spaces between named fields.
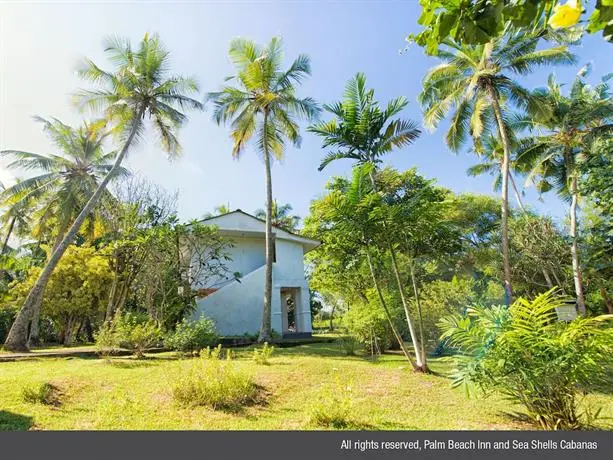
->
xmin=3 ymin=110 xmax=144 ymax=351
xmin=388 ymin=247 xmax=426 ymax=371
xmin=365 ymin=249 xmax=417 ymax=369
xmin=488 ymin=85 xmax=513 ymax=306
xmin=569 ymin=176 xmax=586 ymax=315
xmin=542 ymin=269 xmax=554 ymax=289
xmin=509 ymin=174 xmax=525 ymax=212
xmin=28 ymin=306 xmax=41 ymax=347
xmin=1 ymin=216 xmax=16 ymax=254
xmin=408 ymin=257 xmax=428 ymax=371
xmin=259 ymin=110 xmax=274 ymax=343
xmin=599 ymin=288 xmax=613 ymax=314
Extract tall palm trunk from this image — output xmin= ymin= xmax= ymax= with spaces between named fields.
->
xmin=408 ymin=257 xmax=427 ymax=370
xmin=569 ymin=176 xmax=586 ymax=315
xmin=364 ymin=249 xmax=416 ymax=368
xmin=3 ymin=111 xmax=144 ymax=352
xmin=259 ymin=111 xmax=274 ymax=343
xmin=1 ymin=216 xmax=16 ymax=254
xmin=488 ymin=85 xmax=513 ymax=305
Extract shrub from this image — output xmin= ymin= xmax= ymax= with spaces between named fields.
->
xmin=343 ymin=302 xmax=394 ymax=353
xmin=439 ymin=290 xmax=613 ymax=430
xmin=337 ymin=336 xmax=360 ymax=356
xmin=165 ymin=317 xmax=218 ymax=354
xmin=252 ymin=342 xmax=275 ymax=365
xmin=0 ymin=306 xmax=16 ymax=343
xmin=94 ymin=321 xmax=120 ymax=358
xmin=22 ymin=383 xmax=59 ymax=406
xmin=100 ymin=311 xmax=163 ymax=358
xmin=308 ymin=378 xmax=354 ymax=429
xmin=172 ymin=356 xmax=259 ymax=411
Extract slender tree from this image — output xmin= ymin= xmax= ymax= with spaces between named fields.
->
xmin=308 ymin=73 xmax=427 ymax=370
xmin=3 ymin=33 xmax=202 ymax=351
xmin=517 ymin=72 xmax=613 ymax=315
xmin=418 ymin=31 xmax=575 ymax=304
xmin=207 ymin=37 xmax=320 ymax=342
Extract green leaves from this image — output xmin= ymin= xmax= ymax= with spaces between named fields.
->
xmin=410 ymin=1 xmax=612 ymax=57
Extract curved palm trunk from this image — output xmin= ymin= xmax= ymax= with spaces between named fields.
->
xmin=3 ymin=112 xmax=144 ymax=352
xmin=569 ymin=176 xmax=586 ymax=315
xmin=365 ymin=249 xmax=416 ymax=368
xmin=1 ymin=216 xmax=16 ymax=254
xmin=488 ymin=86 xmax=513 ymax=306
xmin=259 ymin=111 xmax=274 ymax=343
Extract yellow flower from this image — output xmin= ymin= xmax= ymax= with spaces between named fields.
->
xmin=548 ymin=0 xmax=582 ymax=29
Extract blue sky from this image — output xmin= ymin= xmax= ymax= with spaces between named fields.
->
xmin=1 ymin=1 xmax=611 ymax=226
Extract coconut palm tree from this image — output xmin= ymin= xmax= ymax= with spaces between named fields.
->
xmin=3 ymin=33 xmax=203 ymax=351
xmin=1 ymin=183 xmax=32 ymax=254
xmin=1 ymin=118 xmax=125 ymax=345
xmin=207 ymin=37 xmax=320 ymax=342
xmin=418 ymin=30 xmax=575 ymax=304
xmin=517 ymin=73 xmax=613 ymax=315
xmin=1 ymin=118 xmax=123 ymax=248
xmin=308 ymin=73 xmax=427 ymax=370
xmin=254 ymin=200 xmax=301 ymax=233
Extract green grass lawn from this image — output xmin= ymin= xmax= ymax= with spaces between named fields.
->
xmin=0 ymin=342 xmax=611 ymax=431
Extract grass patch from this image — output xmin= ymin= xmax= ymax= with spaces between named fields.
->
xmin=0 ymin=342 xmax=611 ymax=430
xmin=172 ymin=356 xmax=261 ymax=412
xmin=21 ymin=382 xmax=61 ymax=406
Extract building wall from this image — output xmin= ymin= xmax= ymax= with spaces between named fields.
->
xmin=193 ymin=236 xmax=312 ymax=336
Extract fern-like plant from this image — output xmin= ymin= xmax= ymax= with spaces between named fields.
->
xmin=439 ymin=289 xmax=613 ymax=430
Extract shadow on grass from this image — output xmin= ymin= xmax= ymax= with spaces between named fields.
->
xmin=0 ymin=411 xmax=34 ymax=431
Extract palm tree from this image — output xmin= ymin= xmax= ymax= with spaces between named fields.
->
xmin=1 ymin=118 xmax=124 ymax=345
xmin=254 ymin=200 xmax=301 ymax=233
xmin=3 ymin=33 xmax=202 ymax=351
xmin=308 ymin=73 xmax=426 ymax=370
xmin=1 ymin=118 xmax=123 ymax=249
xmin=517 ymin=73 xmax=613 ymax=315
xmin=418 ymin=31 xmax=575 ymax=304
xmin=1 ymin=183 xmax=32 ymax=254
xmin=466 ymin=133 xmax=528 ymax=211
xmin=207 ymin=37 xmax=320 ymax=342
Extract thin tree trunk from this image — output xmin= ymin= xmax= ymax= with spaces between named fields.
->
xmin=365 ymin=249 xmax=417 ymax=369
xmin=259 ymin=110 xmax=274 ymax=343
xmin=367 ymin=170 xmax=425 ymax=371
xmin=3 ymin=110 xmax=144 ymax=351
xmin=599 ymin=288 xmax=613 ymax=314
xmin=408 ymin=257 xmax=427 ymax=371
xmin=1 ymin=216 xmax=16 ymax=254
xmin=488 ymin=85 xmax=513 ymax=306
xmin=569 ymin=176 xmax=586 ymax=315
xmin=542 ymin=269 xmax=554 ymax=289
xmin=388 ymin=246 xmax=426 ymax=371
xmin=509 ymin=174 xmax=525 ymax=212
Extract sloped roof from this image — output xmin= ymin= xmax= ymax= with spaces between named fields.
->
xmin=198 ymin=209 xmax=321 ymax=252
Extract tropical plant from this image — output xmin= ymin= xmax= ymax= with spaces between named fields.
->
xmin=0 ymin=181 xmax=32 ymax=255
xmin=254 ymin=200 xmax=301 ymax=233
xmin=419 ymin=31 xmax=575 ymax=304
xmin=308 ymin=73 xmax=426 ymax=370
xmin=207 ymin=37 xmax=320 ymax=341
xmin=517 ymin=72 xmax=613 ymax=314
xmin=165 ymin=316 xmax=218 ymax=354
xmin=3 ymin=33 xmax=202 ymax=351
xmin=439 ymin=290 xmax=613 ymax=430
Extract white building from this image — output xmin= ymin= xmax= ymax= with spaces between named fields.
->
xmin=190 ymin=210 xmax=320 ymax=338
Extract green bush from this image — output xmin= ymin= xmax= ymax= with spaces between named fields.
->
xmin=165 ymin=317 xmax=218 ymax=354
xmin=308 ymin=379 xmax=354 ymax=429
xmin=172 ymin=356 xmax=259 ymax=411
xmin=22 ymin=383 xmax=59 ymax=405
xmin=0 ymin=306 xmax=16 ymax=343
xmin=252 ymin=342 xmax=275 ymax=365
xmin=343 ymin=302 xmax=394 ymax=353
xmin=97 ymin=311 xmax=163 ymax=358
xmin=439 ymin=290 xmax=613 ymax=430
xmin=337 ymin=336 xmax=360 ymax=356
